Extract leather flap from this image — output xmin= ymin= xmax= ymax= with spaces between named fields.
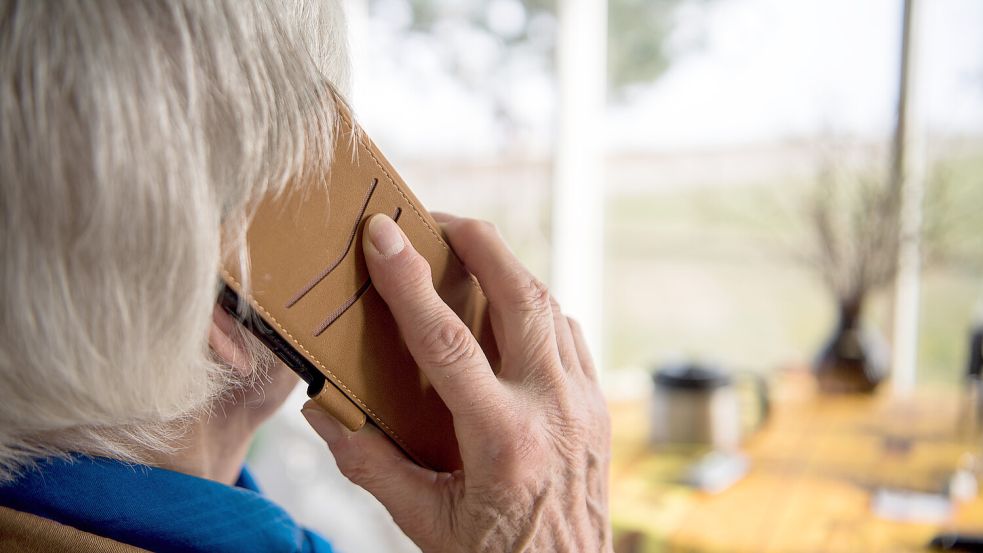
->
xmin=222 ymin=105 xmax=497 ymax=471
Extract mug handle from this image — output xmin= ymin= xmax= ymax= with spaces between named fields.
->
xmin=737 ymin=371 xmax=770 ymax=434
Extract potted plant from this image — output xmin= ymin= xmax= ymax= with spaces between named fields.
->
xmin=801 ymin=151 xmax=901 ymax=393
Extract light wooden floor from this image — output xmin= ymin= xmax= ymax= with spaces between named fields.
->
xmin=610 ymin=370 xmax=983 ymax=553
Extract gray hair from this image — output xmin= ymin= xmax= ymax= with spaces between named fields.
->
xmin=0 ymin=0 xmax=349 ymax=479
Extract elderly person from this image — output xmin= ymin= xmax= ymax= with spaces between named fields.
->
xmin=0 ymin=1 xmax=611 ymax=552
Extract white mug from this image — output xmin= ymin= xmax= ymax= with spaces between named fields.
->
xmin=650 ymin=363 xmax=769 ymax=451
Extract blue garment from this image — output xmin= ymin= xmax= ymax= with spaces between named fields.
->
xmin=0 ymin=455 xmax=333 ymax=553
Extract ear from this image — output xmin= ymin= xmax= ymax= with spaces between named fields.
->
xmin=208 ymin=304 xmax=253 ymax=377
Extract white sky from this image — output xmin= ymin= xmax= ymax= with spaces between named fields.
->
xmin=351 ymin=0 xmax=983 ymax=156
xmin=609 ymin=0 xmax=983 ymax=151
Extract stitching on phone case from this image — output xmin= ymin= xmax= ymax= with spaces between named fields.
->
xmin=225 ymin=113 xmax=479 ymax=469
xmin=285 ymin=178 xmax=379 ymax=309
xmin=220 ymin=269 xmax=419 ymax=462
xmin=311 ymin=207 xmax=403 ymax=336
xmin=338 ymin=112 xmax=486 ymax=297
xmin=313 ymin=278 xmax=372 ymax=337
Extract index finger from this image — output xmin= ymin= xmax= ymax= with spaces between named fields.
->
xmin=362 ymin=214 xmax=505 ymax=420
xmin=440 ymin=218 xmax=562 ymax=378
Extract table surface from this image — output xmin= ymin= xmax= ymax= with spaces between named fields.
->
xmin=610 ymin=370 xmax=983 ymax=553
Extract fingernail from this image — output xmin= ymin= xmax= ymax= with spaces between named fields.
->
xmin=302 ymin=405 xmax=344 ymax=445
xmin=366 ymin=214 xmax=404 ymax=258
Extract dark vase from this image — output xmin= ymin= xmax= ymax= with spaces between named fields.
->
xmin=813 ymin=300 xmax=889 ymax=394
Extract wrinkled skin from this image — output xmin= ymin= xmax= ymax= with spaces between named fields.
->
xmin=303 ymin=213 xmax=612 ymax=553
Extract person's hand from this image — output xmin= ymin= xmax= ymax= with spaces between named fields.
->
xmin=302 ymin=213 xmax=612 ymax=552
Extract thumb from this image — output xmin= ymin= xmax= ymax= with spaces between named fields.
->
xmin=301 ymin=402 xmax=449 ymax=530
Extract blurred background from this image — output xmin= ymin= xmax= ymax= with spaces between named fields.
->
xmin=250 ymin=0 xmax=983 ymax=551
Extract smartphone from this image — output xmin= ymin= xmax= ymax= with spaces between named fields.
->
xmin=218 ymin=106 xmax=496 ymax=471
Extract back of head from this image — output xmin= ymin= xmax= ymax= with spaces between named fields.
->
xmin=0 ymin=0 xmax=349 ymax=480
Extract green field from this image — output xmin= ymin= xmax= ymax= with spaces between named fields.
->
xmin=603 ymin=151 xmax=983 ymax=386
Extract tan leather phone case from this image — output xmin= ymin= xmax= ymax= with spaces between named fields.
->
xmin=219 ymin=105 xmax=496 ymax=472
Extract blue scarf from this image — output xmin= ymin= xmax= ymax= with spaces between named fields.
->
xmin=0 ymin=455 xmax=333 ymax=553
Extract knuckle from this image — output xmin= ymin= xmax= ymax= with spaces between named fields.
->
xmin=491 ymin=417 xmax=545 ymax=481
xmin=392 ymin=254 xmax=434 ymax=295
xmin=403 ymin=253 xmax=434 ymax=285
xmin=337 ymin=457 xmax=369 ymax=483
xmin=333 ymin=443 xmax=371 ymax=483
xmin=456 ymin=217 xmax=498 ymax=240
xmin=421 ymin=317 xmax=478 ymax=369
xmin=508 ymin=273 xmax=551 ymax=314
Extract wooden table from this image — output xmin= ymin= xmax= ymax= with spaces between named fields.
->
xmin=610 ymin=370 xmax=983 ymax=552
